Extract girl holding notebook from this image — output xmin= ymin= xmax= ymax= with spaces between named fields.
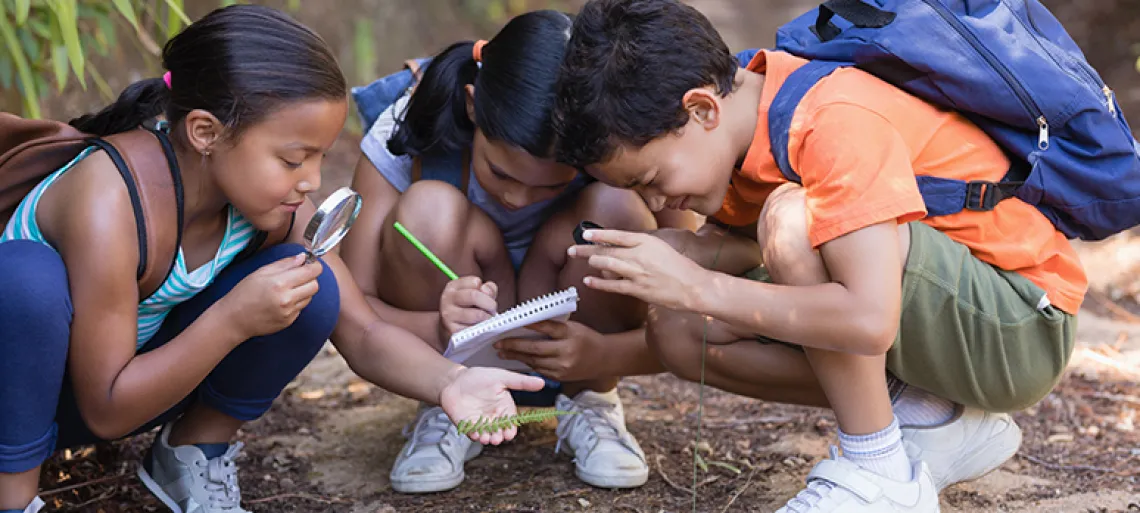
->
xmin=340 ymin=10 xmax=700 ymax=493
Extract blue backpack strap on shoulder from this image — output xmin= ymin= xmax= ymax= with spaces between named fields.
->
xmin=768 ymin=59 xmax=1025 ymax=218
xmin=767 ymin=60 xmax=848 ymax=183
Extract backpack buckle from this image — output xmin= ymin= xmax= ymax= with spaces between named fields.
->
xmin=966 ymin=180 xmax=1003 ymax=212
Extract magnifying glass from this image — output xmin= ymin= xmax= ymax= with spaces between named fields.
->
xmin=302 ymin=187 xmax=363 ymax=263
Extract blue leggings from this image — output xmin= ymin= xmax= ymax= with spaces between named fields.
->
xmin=0 ymin=240 xmax=339 ymax=473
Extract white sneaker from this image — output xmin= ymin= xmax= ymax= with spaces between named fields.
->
xmin=137 ymin=423 xmax=249 ymax=513
xmin=777 ymin=446 xmax=940 ymax=513
xmin=21 ymin=497 xmax=44 ymax=513
xmin=390 ymin=405 xmax=482 ymax=493
xmin=555 ymin=390 xmax=648 ymax=489
xmin=901 ymin=405 xmax=1021 ymax=491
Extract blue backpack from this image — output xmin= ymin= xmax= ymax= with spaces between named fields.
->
xmin=350 ymin=57 xmax=469 ymax=190
xmin=765 ymin=0 xmax=1140 ymax=241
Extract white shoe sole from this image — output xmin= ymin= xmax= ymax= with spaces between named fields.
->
xmin=137 ymin=462 xmax=184 ymax=513
xmin=390 ymin=442 xmax=483 ymax=494
xmin=575 ymin=466 xmax=649 ymax=489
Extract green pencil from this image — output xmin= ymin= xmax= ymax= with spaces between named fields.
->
xmin=393 ymin=221 xmax=459 ymax=281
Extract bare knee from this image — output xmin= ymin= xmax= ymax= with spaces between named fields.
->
xmin=573 ymin=182 xmax=657 ymax=232
xmin=646 ymin=306 xmax=705 ymax=382
xmin=389 ymin=181 xmax=474 ymax=252
xmin=756 ymin=184 xmax=826 ymax=285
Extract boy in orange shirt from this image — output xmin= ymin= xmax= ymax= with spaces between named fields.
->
xmin=554 ymin=1 xmax=1084 ymax=511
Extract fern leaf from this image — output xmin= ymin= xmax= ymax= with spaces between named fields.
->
xmin=456 ymin=408 xmax=577 ymax=435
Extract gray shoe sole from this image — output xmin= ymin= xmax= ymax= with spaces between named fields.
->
xmin=390 ymin=441 xmax=483 ymax=494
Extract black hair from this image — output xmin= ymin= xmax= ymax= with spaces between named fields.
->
xmin=69 ymin=4 xmax=346 ymax=140
xmin=387 ymin=10 xmax=574 ymax=159
xmin=552 ymin=0 xmax=737 ymax=168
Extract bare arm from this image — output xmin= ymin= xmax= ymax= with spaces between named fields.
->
xmin=293 ymin=199 xmax=462 ymax=403
xmin=43 ymin=153 xmax=245 ymax=439
xmin=696 ymin=221 xmax=903 ymax=355
xmin=338 ymin=155 xmax=441 ymax=344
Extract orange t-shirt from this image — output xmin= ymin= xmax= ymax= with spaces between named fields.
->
xmin=715 ymin=50 xmax=1087 ymax=314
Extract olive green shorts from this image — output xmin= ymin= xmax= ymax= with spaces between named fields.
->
xmin=745 ymin=221 xmax=1076 ymax=412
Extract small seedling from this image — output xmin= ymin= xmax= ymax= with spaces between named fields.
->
xmin=456 ymin=408 xmax=577 ymax=435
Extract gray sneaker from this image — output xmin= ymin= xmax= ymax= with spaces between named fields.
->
xmin=390 ymin=405 xmax=483 ymax=493
xmin=137 ymin=422 xmax=249 ymax=512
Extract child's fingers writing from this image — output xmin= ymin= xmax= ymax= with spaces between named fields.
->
xmin=454 ymin=288 xmax=498 ymax=315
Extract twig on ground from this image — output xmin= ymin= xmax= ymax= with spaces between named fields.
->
xmin=704 ymin=416 xmax=796 ymax=429
xmin=72 ymin=489 xmax=116 ymax=509
xmin=1089 ymin=290 xmax=1140 ymax=323
xmin=1017 ymin=453 xmax=1135 ymax=476
xmin=1074 ymin=347 xmax=1140 ymax=378
xmin=720 ymin=466 xmax=761 ymax=513
xmin=654 ymin=454 xmax=693 ymax=494
xmin=246 ymin=493 xmax=352 ymax=505
xmin=41 ymin=473 xmax=130 ymax=497
xmin=1085 ymin=392 xmax=1140 ymax=407
xmin=549 ymin=488 xmax=591 ymax=499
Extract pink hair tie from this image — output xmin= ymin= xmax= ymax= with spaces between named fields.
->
xmin=162 ymin=71 xmax=172 ymax=89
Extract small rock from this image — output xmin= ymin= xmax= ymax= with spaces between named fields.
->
xmin=1087 ymin=425 xmax=1101 ymax=437
xmin=279 ymin=478 xmax=294 ymax=488
xmin=578 ymin=498 xmax=591 ymax=508
xmin=1046 ymin=433 xmax=1074 ymax=444
xmin=1114 ymin=419 xmax=1135 ymax=433
xmin=298 ymin=427 xmax=311 ymax=436
xmin=262 ymin=474 xmax=274 ymax=482
xmin=1049 ymin=425 xmax=1071 ymax=434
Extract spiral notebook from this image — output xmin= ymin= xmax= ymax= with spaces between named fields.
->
xmin=444 ymin=287 xmax=579 ymax=372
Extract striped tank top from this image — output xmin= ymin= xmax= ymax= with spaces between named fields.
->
xmin=0 ymin=146 xmax=257 ymax=349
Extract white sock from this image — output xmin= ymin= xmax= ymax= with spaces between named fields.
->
xmin=838 ymin=417 xmax=913 ymax=482
xmin=890 ymin=378 xmax=957 ymax=427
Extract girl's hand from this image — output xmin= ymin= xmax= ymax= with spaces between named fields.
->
xmin=439 ymin=276 xmax=498 ymax=339
xmin=218 ymin=254 xmax=323 ymax=340
xmin=439 ymin=366 xmax=545 ymax=445
xmin=495 ymin=320 xmax=606 ymax=382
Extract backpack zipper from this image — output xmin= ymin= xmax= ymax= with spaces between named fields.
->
xmin=920 ymin=0 xmax=1049 ymax=150
xmin=1019 ymin=0 xmax=1117 ymax=118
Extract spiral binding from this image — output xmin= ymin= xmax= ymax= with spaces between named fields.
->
xmin=452 ymin=287 xmax=579 ymax=344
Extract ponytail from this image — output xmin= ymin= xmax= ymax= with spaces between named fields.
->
xmin=387 ymin=41 xmax=478 ymax=157
xmin=388 ymin=11 xmax=573 ymax=159
xmin=68 ymin=78 xmax=169 ymax=137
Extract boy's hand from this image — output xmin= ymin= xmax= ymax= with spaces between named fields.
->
xmin=494 ymin=320 xmax=605 ymax=382
xmin=568 ymin=229 xmax=710 ymax=312
xmin=439 ymin=276 xmax=498 ymax=339
xmin=439 ymin=366 xmax=545 ymax=445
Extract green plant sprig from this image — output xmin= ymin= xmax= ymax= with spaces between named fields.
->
xmin=456 ymin=408 xmax=577 ymax=435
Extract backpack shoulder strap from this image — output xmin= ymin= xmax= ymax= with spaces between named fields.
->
xmin=95 ymin=128 xmax=183 ymax=300
xmin=0 ymin=114 xmax=91 ymax=227
xmin=767 ymin=60 xmax=848 ymax=183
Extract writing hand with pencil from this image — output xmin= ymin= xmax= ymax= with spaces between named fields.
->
xmin=439 ymin=276 xmax=499 ymax=339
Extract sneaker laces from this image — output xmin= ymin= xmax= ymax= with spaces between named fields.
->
xmin=402 ymin=408 xmax=456 ymax=456
xmin=555 ymin=400 xmax=630 ymax=456
xmin=197 ymin=442 xmax=244 ymax=509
